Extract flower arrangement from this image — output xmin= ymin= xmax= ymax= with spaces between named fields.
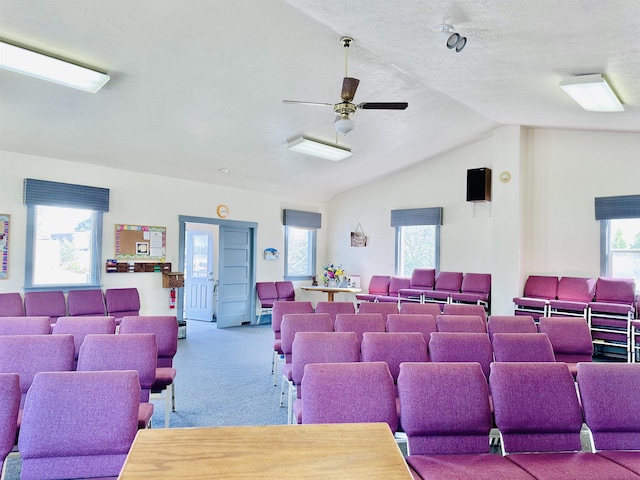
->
xmin=323 ymin=263 xmax=344 ymax=286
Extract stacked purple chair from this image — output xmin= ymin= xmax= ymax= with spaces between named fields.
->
xmin=0 ymin=316 xmax=52 ymax=335
xmin=400 ymin=302 xmax=442 ymax=316
xmin=357 ymin=302 xmax=399 ymax=319
xmin=52 ymin=316 xmax=117 ymax=367
xmin=588 ymin=277 xmax=636 ymax=361
xmin=538 ymin=316 xmax=593 ymax=377
xmin=428 ymin=332 xmax=493 ymax=380
xmin=386 ymin=314 xmax=437 ymax=348
xmin=291 ymin=331 xmax=360 ymax=424
xmin=24 ymin=291 xmax=67 ymax=324
xmin=397 ymin=269 xmax=436 ymax=304
xmin=491 ymin=333 xmax=555 ymax=363
xmin=18 ymin=370 xmax=140 ymax=480
xmin=436 ymin=314 xmax=486 ymax=333
xmin=548 ymin=276 xmax=595 ymax=319
xmin=301 ymin=361 xmax=398 ymax=435
xmin=487 ymin=315 xmax=537 ymax=341
xmin=77 ymin=333 xmax=157 ymax=429
xmin=119 ymin=315 xmax=179 ymax=428
xmin=375 ymin=276 xmax=411 ymax=304
xmin=451 ymin=273 xmax=492 ymax=310
xmin=334 ymin=313 xmax=386 ymax=346
xmin=355 ymin=275 xmax=391 ymax=304
xmin=104 ymin=287 xmax=140 ymax=324
xmin=0 ymin=373 xmax=20 ymax=476
xmin=314 ymin=301 xmax=355 ymax=323
xmin=512 ymin=275 xmax=559 ymax=320
xmin=577 ymin=362 xmax=640 ymax=475
xmin=398 ymin=362 xmax=534 ymax=479
xmin=270 ymin=301 xmax=313 ymax=386
xmin=443 ymin=303 xmax=487 ymax=322
xmin=279 ymin=313 xmax=333 ymax=420
xmin=67 ymin=289 xmax=106 ymax=317
xmin=422 ymin=271 xmax=464 ymax=305
xmin=490 ymin=362 xmax=638 ymax=479
xmin=256 ymin=282 xmax=277 ymax=324
xmin=0 ymin=292 xmax=24 ymax=317
xmin=275 ymin=281 xmax=295 ymax=301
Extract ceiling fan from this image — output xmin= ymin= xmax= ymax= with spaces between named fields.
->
xmin=283 ymin=36 xmax=408 ymax=135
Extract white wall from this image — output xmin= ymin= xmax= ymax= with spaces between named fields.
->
xmin=0 ymin=151 xmax=325 ymax=316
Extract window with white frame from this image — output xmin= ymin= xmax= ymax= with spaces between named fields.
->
xmin=391 ymin=207 xmax=442 ymax=276
xmin=283 ymin=209 xmax=320 ymax=280
xmin=596 ymin=195 xmax=640 ymax=292
xmin=24 ymin=179 xmax=109 ymax=290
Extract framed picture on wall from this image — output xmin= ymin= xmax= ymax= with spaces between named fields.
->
xmin=0 ymin=214 xmax=9 ymax=279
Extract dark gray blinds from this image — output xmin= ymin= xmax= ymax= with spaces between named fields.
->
xmin=595 ymin=195 xmax=640 ymax=220
xmin=390 ymin=207 xmax=443 ymax=227
xmin=23 ymin=178 xmax=110 ymax=212
xmin=282 ymin=209 xmax=321 ymax=229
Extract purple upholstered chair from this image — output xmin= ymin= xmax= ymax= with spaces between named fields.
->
xmin=271 ymin=301 xmax=313 ymax=386
xmin=451 ymin=273 xmax=492 ymax=309
xmin=577 ymin=362 xmax=640 ymax=475
xmin=361 ymin=332 xmax=428 ymax=382
xmin=256 ymin=282 xmax=277 ymax=324
xmin=0 ymin=316 xmax=52 ymax=335
xmin=422 ymin=271 xmax=463 ymax=304
xmin=24 ymin=291 xmax=67 ymax=323
xmin=397 ymin=362 xmax=533 ymax=479
xmin=548 ymin=276 xmax=595 ymax=319
xmin=301 ymin=361 xmax=398 ymax=434
xmin=334 ymin=313 xmax=386 ymax=346
xmin=314 ymin=301 xmax=355 ymax=322
xmin=400 ymin=302 xmax=442 ymax=316
xmin=291 ymin=331 xmax=360 ymax=424
xmin=104 ymin=287 xmax=140 ymax=324
xmin=442 ymin=303 xmax=487 ymax=322
xmin=66 ymin=289 xmax=106 ymax=317
xmin=77 ymin=333 xmax=157 ymax=429
xmin=491 ymin=333 xmax=555 ymax=363
xmin=375 ymin=276 xmax=411 ymax=304
xmin=490 ymin=362 xmax=637 ymax=480
xmin=355 ymin=275 xmax=391 ymax=304
xmin=52 ymin=316 xmax=117 ymax=365
xmin=437 ymin=314 xmax=486 ymax=333
xmin=512 ymin=275 xmax=559 ymax=320
xmin=280 ymin=313 xmax=333 ymax=421
xmin=428 ymin=332 xmax=493 ymax=380
xmin=18 ymin=370 xmax=140 ymax=480
xmin=119 ymin=315 xmax=179 ymax=428
xmin=0 ymin=334 xmax=75 ymax=422
xmin=538 ymin=317 xmax=593 ymax=377
xmin=0 ymin=373 xmax=20 ymax=475
xmin=0 ymin=292 xmax=24 ymax=317
xmin=275 ymin=281 xmax=295 ymax=301
xmin=487 ymin=315 xmax=537 ymax=341
xmin=357 ymin=301 xmax=399 ymax=319
xmin=397 ymin=269 xmax=436 ymax=304
xmin=386 ymin=314 xmax=437 ymax=348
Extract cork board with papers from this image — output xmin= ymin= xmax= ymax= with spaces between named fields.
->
xmin=115 ymin=224 xmax=166 ymax=261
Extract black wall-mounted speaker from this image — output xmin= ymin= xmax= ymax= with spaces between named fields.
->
xmin=466 ymin=168 xmax=492 ymax=202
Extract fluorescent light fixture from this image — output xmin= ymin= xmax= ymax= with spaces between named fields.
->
xmin=559 ymin=74 xmax=623 ymax=112
xmin=0 ymin=41 xmax=110 ymax=93
xmin=288 ymin=137 xmax=352 ymax=161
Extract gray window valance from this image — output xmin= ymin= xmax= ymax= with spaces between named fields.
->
xmin=282 ymin=209 xmax=322 ymax=229
xmin=595 ymin=195 xmax=640 ymax=220
xmin=23 ymin=178 xmax=110 ymax=212
xmin=390 ymin=207 xmax=443 ymax=227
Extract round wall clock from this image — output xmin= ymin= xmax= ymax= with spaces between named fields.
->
xmin=216 ymin=204 xmax=229 ymax=218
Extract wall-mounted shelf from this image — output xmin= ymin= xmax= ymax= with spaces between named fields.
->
xmin=106 ymin=261 xmax=172 ymax=273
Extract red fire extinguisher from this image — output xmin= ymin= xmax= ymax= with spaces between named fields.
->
xmin=169 ymin=287 xmax=176 ymax=309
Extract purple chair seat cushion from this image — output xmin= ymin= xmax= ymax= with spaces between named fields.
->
xmin=548 ymin=300 xmax=588 ymax=311
xmin=375 ymin=295 xmax=402 ymax=303
xmin=451 ymin=292 xmax=489 ymax=303
xmin=138 ymin=402 xmax=154 ymax=429
xmin=423 ymin=290 xmax=454 ymax=301
xmin=589 ymin=301 xmax=635 ymax=315
xmin=506 ymin=452 xmax=639 ymax=480
xmin=408 ymin=454 xmax=535 ymax=480
xmin=152 ymin=367 xmax=176 ymax=391
xmin=513 ymin=297 xmax=550 ymax=308
xmin=597 ymin=451 xmax=640 ymax=476
xmin=355 ymin=294 xmax=377 ymax=302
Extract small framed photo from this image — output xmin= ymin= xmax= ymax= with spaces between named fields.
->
xmin=136 ymin=242 xmax=149 ymax=255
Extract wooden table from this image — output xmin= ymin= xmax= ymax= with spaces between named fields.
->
xmin=118 ymin=422 xmax=412 ymax=480
xmin=301 ymin=285 xmax=362 ymax=302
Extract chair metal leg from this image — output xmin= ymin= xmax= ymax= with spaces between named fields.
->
xmin=164 ymin=385 xmax=171 ymax=428
xmin=280 ymin=374 xmax=288 ymax=406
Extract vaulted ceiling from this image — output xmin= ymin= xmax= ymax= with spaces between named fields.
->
xmin=1 ymin=1 xmax=638 ymax=201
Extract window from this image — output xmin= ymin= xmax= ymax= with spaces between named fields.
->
xmin=391 ymin=207 xmax=442 ymax=276
xmin=596 ymin=194 xmax=640 ymax=291
xmin=283 ymin=209 xmax=321 ymax=280
xmin=24 ymin=179 xmax=109 ymax=290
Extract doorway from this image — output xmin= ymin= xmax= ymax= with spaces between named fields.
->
xmin=178 ymin=215 xmax=257 ymax=328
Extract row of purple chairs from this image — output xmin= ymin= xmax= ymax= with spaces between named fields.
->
xmin=255 ymin=281 xmax=295 ymax=324
xmin=356 ymin=270 xmax=491 ymax=309
xmin=0 ymin=288 xmax=141 ymax=323
xmin=1 ymin=369 xmax=140 ymax=480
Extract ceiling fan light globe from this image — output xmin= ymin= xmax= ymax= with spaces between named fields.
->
xmin=456 ymin=36 xmax=467 ymax=52
xmin=446 ymin=33 xmax=460 ymax=49
xmin=334 ymin=117 xmax=355 ymax=135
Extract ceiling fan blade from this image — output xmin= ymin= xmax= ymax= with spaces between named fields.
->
xmin=358 ymin=102 xmax=408 ymax=110
xmin=341 ymin=77 xmax=360 ymax=102
xmin=282 ymin=100 xmax=334 ymax=107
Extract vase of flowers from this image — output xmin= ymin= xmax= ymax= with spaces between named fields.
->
xmin=323 ymin=263 xmax=344 ymax=287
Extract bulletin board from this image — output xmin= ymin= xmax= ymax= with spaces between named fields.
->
xmin=115 ymin=224 xmax=166 ymax=261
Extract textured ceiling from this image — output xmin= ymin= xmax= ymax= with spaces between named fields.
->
xmin=0 ymin=0 xmax=638 ymax=202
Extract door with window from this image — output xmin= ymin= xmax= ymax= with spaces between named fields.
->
xmin=184 ymin=229 xmax=215 ymax=322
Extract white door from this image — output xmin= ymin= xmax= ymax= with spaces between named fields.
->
xmin=184 ymin=229 xmax=214 ymax=321
xmin=217 ymin=226 xmax=251 ymax=328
